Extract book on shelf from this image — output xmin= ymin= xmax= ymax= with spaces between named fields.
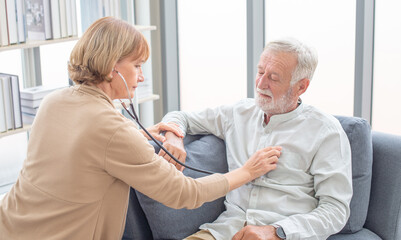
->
xmin=42 ymin=0 xmax=52 ymax=39
xmin=59 ymin=0 xmax=68 ymax=38
xmin=0 ymin=73 xmax=23 ymax=130
xmin=0 ymin=0 xmax=9 ymax=46
xmin=9 ymin=74 xmax=22 ymax=129
xmin=0 ymin=75 xmax=14 ymax=130
xmin=80 ymin=0 xmax=102 ymax=33
xmin=5 ymin=0 xmax=18 ymax=44
xmin=21 ymin=106 xmax=38 ymax=115
xmin=65 ymin=0 xmax=72 ymax=36
xmin=16 ymin=0 xmax=26 ymax=43
xmin=25 ymin=0 xmax=52 ymax=40
xmin=20 ymin=98 xmax=41 ymax=108
xmin=70 ymin=0 xmax=77 ymax=36
xmin=20 ymin=85 xmax=64 ymax=100
xmin=0 ymin=78 xmax=6 ymax=132
xmin=50 ymin=0 xmax=61 ymax=39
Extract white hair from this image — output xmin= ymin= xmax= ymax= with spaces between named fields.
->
xmin=264 ymin=38 xmax=318 ymax=84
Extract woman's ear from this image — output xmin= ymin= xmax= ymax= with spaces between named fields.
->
xmin=109 ymin=68 xmax=116 ymax=79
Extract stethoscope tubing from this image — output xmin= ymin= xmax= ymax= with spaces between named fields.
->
xmin=120 ymin=102 xmax=215 ymax=175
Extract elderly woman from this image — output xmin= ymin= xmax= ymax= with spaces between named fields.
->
xmin=0 ymin=17 xmax=281 ymax=239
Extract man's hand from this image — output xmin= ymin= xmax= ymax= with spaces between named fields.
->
xmin=158 ymin=131 xmax=187 ymax=171
xmin=232 ymin=225 xmax=280 ymax=240
xmin=140 ymin=122 xmax=184 ymax=142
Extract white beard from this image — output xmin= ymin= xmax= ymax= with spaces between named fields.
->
xmin=255 ymin=87 xmax=295 ymax=115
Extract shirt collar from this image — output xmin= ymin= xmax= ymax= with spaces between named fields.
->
xmin=73 ymin=84 xmax=115 ymax=108
xmin=260 ymin=98 xmax=304 ymax=128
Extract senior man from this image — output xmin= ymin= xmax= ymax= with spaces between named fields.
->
xmin=161 ymin=38 xmax=353 ymax=240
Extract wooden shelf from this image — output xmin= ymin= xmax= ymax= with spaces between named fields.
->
xmin=114 ymin=94 xmax=160 ymax=108
xmin=0 ymin=94 xmax=159 ymax=139
xmin=138 ymin=94 xmax=160 ymax=104
xmin=0 ymin=37 xmax=80 ymax=52
xmin=0 ymin=25 xmax=156 ymax=53
xmin=0 ymin=125 xmax=32 ymax=139
xmin=135 ymin=25 xmax=157 ymax=31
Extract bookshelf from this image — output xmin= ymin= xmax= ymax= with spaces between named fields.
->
xmin=0 ymin=22 xmax=158 ymax=137
xmin=138 ymin=94 xmax=160 ymax=104
xmin=0 ymin=37 xmax=79 ymax=52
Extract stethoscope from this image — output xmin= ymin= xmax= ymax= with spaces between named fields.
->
xmin=115 ymin=70 xmax=215 ymax=175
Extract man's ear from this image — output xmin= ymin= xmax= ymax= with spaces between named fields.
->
xmin=296 ymin=78 xmax=310 ymax=96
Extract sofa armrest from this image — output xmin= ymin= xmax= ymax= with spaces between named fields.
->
xmin=365 ymin=131 xmax=401 ymax=240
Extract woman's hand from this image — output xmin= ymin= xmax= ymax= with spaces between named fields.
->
xmin=140 ymin=122 xmax=184 ymax=142
xmin=224 ymin=146 xmax=281 ymax=191
xmin=242 ymin=146 xmax=281 ymax=180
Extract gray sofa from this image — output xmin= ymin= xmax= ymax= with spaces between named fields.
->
xmin=123 ymin=116 xmax=401 ymax=240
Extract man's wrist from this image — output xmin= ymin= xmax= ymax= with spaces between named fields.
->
xmin=271 ymin=224 xmax=286 ymax=239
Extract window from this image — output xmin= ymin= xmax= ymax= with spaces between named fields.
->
xmin=0 ymin=50 xmax=24 ymax=88
xmin=371 ymin=0 xmax=401 ymax=135
xmin=40 ymin=41 xmax=77 ymax=88
xmin=177 ymin=0 xmax=247 ymax=111
xmin=265 ymin=0 xmax=356 ymax=116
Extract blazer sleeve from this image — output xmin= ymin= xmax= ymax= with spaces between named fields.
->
xmin=104 ymin=121 xmax=229 ymax=209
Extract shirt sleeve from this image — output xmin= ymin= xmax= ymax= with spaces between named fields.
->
xmin=274 ymin=127 xmax=353 ymax=240
xmin=161 ymin=104 xmax=234 ymax=139
xmin=104 ymin=121 xmax=229 ymax=209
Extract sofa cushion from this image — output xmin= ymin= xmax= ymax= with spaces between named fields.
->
xmin=335 ymin=116 xmax=373 ymax=234
xmin=364 ymin=131 xmax=401 ymax=240
xmin=135 ymin=135 xmax=228 ymax=240
xmin=328 ymin=228 xmax=381 ymax=240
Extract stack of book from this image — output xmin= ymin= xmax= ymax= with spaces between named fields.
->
xmin=0 ymin=73 xmax=22 ymax=133
xmin=20 ymin=85 xmax=64 ymax=124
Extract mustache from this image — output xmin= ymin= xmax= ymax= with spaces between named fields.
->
xmin=256 ymin=88 xmax=272 ymax=97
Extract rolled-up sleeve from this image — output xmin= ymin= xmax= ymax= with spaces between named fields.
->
xmin=104 ymin=122 xmax=229 ymax=209
xmin=162 ymin=104 xmax=235 ymax=139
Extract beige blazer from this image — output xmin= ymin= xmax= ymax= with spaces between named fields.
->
xmin=0 ymin=85 xmax=228 ymax=240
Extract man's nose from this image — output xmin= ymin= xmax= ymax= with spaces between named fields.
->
xmin=257 ymin=74 xmax=269 ymax=89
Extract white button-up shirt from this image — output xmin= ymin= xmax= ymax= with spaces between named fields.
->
xmin=163 ymin=99 xmax=352 ymax=240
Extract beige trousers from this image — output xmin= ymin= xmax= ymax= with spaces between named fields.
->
xmin=184 ymin=229 xmax=216 ymax=240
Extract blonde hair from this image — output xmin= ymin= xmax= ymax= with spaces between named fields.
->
xmin=68 ymin=17 xmax=149 ymax=85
